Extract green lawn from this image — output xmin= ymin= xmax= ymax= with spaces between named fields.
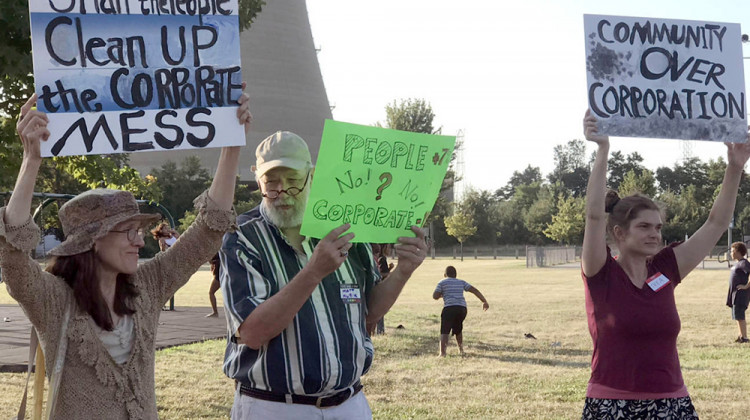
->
xmin=1 ymin=258 xmax=748 ymax=419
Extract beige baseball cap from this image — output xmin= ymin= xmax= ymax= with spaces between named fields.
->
xmin=252 ymin=131 xmax=312 ymax=179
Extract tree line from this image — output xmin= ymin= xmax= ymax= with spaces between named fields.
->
xmin=446 ymin=139 xmax=750 ymax=250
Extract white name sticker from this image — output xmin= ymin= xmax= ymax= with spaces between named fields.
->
xmin=646 ymin=272 xmax=671 ymax=292
xmin=340 ymin=284 xmax=361 ymax=304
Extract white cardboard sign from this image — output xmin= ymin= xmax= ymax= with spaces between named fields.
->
xmin=29 ymin=0 xmax=245 ymax=157
xmin=584 ymin=14 xmax=747 ymax=142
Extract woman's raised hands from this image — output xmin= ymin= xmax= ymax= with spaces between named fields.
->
xmin=16 ymin=94 xmax=50 ymax=161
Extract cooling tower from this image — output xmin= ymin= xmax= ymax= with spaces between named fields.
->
xmin=127 ymin=0 xmax=332 ymax=181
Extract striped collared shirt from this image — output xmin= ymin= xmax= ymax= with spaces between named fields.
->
xmin=435 ymin=278 xmax=471 ymax=307
xmin=220 ymin=205 xmax=380 ymax=395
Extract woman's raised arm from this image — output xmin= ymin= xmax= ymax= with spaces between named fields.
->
xmin=207 ymin=85 xmax=252 ymax=210
xmin=674 ymin=133 xmax=750 ymax=278
xmin=581 ymin=110 xmax=610 ymax=277
xmin=5 ymin=94 xmax=50 ymax=226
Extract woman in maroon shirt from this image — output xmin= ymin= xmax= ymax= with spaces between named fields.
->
xmin=581 ymin=110 xmax=750 ymax=419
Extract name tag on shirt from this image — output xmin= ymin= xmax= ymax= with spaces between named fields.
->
xmin=646 ymin=272 xmax=671 ymax=292
xmin=340 ymin=284 xmax=361 ymax=304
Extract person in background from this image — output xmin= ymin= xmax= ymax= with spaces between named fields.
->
xmin=580 ymin=110 xmax=750 ymax=419
xmin=0 ymin=92 xmax=250 ymax=418
xmin=433 ymin=265 xmax=489 ymax=357
xmin=207 ymin=252 xmax=221 ymax=317
xmin=151 ymin=222 xmax=180 ymax=252
xmin=367 ymin=243 xmax=394 ymax=335
xmin=727 ymin=241 xmax=750 ymax=343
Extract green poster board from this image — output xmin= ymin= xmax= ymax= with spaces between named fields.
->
xmin=301 ymin=120 xmax=456 ymax=243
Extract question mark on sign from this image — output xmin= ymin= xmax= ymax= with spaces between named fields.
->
xmin=376 ymin=172 xmax=392 ymax=200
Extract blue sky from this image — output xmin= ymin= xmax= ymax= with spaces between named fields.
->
xmin=306 ymin=0 xmax=750 ymax=195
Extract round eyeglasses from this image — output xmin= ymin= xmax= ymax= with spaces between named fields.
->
xmin=262 ymin=172 xmax=310 ymax=199
xmin=110 ymin=227 xmax=146 ymax=242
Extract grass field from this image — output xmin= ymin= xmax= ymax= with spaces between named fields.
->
xmin=2 ymin=258 xmax=749 ymax=419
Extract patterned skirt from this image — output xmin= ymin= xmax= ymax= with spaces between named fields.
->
xmin=581 ymin=396 xmax=698 ymax=419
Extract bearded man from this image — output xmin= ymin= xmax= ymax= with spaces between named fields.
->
xmin=220 ymin=131 xmax=426 ymax=419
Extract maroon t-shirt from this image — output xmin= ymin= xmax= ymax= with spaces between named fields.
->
xmin=582 ymin=245 xmax=688 ymax=399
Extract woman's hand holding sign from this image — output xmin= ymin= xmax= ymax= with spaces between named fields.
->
xmin=16 ymin=94 xmax=50 ymax=162
xmin=583 ymin=109 xmax=608 ymax=147
xmin=236 ymin=81 xmax=253 ymax=136
xmin=725 ymin=126 xmax=750 ymax=169
xmin=6 ymin=94 xmax=50 ymax=227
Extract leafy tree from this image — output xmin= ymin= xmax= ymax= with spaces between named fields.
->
xmin=458 ymin=188 xmax=497 ymax=245
xmin=543 ymin=194 xmax=585 ymax=245
xmin=150 ymin=157 xmax=212 ymax=222
xmin=524 ymin=184 xmax=557 ymax=244
xmin=608 ymin=150 xmax=646 ymax=191
xmin=492 ymin=200 xmax=531 ymax=245
xmin=491 ymin=180 xmax=561 ymax=246
xmin=496 ymin=165 xmax=542 ymax=200
xmin=659 ymin=185 xmax=707 ymax=244
xmin=491 ymin=181 xmax=551 ymax=245
xmin=0 ymin=120 xmax=23 ymax=191
xmin=655 ymin=157 xmax=710 ymax=197
xmin=235 ymin=191 xmax=263 ymax=215
xmin=561 ymin=166 xmax=591 ymax=198
xmin=0 ymin=1 xmax=34 ymax=118
xmin=548 ymin=139 xmax=590 ymax=197
xmin=706 ymin=157 xmax=727 ymax=185
xmin=384 ymin=98 xmax=440 ymax=135
xmin=733 ymin=165 xmax=750 ymax=238
xmin=509 ymin=182 xmax=542 ymax=211
xmin=444 ymin=211 xmax=476 ymax=261
xmin=426 ymin=195 xmax=454 ymax=247
xmin=618 ymin=169 xmax=656 ymax=197
xmin=179 ymin=184 xmax=262 ymax=233
xmin=555 ymin=139 xmax=587 ymax=171
xmin=177 ymin=211 xmax=198 ymax=234
xmin=53 ymin=154 xmax=161 ymax=199
xmin=238 ymin=0 xmax=266 ymax=31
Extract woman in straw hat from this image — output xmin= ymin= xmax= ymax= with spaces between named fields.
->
xmin=0 ymin=91 xmax=251 ymax=419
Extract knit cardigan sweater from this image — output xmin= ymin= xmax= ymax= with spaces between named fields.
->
xmin=0 ymin=192 xmax=235 ymax=419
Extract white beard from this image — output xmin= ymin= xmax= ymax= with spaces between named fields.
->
xmin=262 ymin=185 xmax=310 ymax=229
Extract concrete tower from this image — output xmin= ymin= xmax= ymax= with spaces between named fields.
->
xmin=128 ymin=0 xmax=332 ymax=181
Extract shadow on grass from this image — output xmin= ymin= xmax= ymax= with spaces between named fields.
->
xmin=472 ymin=340 xmax=590 ymax=357
xmin=467 ymin=340 xmax=590 ymax=368
xmin=378 ymin=331 xmax=590 ymax=368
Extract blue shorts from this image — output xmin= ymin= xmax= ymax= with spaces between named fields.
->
xmin=733 ymin=304 xmax=747 ymax=321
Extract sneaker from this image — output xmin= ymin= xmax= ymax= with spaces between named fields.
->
xmin=735 ymin=336 xmax=743 ymax=343
xmin=741 ymin=337 xmax=750 ymax=343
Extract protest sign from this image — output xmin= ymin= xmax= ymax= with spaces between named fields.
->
xmin=300 ymin=120 xmax=456 ymax=243
xmin=584 ymin=14 xmax=746 ymax=142
xmin=29 ymin=0 xmax=245 ymax=157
